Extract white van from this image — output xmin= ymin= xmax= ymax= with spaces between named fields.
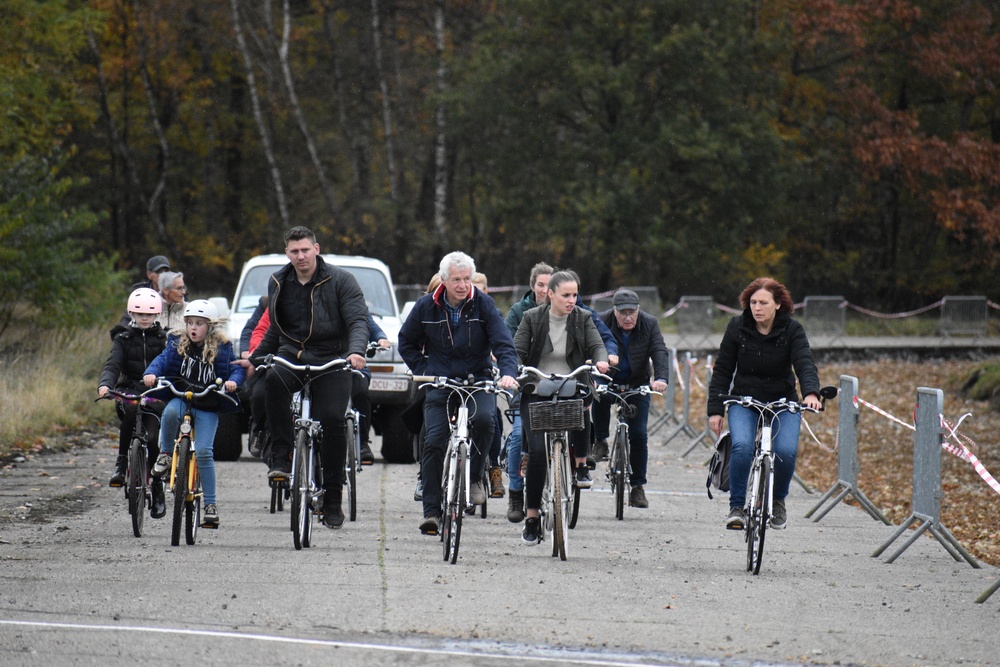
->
xmin=215 ymin=253 xmax=416 ymax=463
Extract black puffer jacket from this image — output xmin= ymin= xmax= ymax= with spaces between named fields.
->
xmin=707 ymin=308 xmax=820 ymax=417
xmin=99 ymin=323 xmax=168 ymax=393
xmin=254 ymin=255 xmax=369 ymax=364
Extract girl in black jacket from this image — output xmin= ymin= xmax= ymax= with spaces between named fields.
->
xmin=707 ymin=278 xmax=822 ymax=532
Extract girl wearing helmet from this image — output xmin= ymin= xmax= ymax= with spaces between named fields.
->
xmin=98 ymin=288 xmax=169 ymax=514
xmin=143 ymin=299 xmax=245 ymax=528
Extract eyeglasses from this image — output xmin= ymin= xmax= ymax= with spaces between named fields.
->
xmin=617 ymin=309 xmax=638 ymax=319
xmin=172 ymin=286 xmax=187 ymax=293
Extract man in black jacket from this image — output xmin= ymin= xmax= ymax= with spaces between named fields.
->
xmin=252 ymin=226 xmax=369 ymax=529
xmin=593 ymin=289 xmax=669 ymax=508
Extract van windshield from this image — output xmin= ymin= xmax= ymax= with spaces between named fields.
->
xmin=235 ymin=265 xmax=396 ymax=318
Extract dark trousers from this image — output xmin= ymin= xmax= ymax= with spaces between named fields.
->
xmin=522 ymin=393 xmax=591 ymax=511
xmin=116 ymin=399 xmax=163 ymax=461
xmin=266 ymin=364 xmax=352 ymax=503
xmin=351 ymin=373 xmax=372 ymax=443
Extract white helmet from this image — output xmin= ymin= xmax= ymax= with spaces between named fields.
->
xmin=127 ymin=288 xmax=162 ymax=314
xmin=183 ymin=299 xmax=219 ymax=321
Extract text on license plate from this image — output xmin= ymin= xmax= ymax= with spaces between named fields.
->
xmin=370 ymin=378 xmax=410 ymax=392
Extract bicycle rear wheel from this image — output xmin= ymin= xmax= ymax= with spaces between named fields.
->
xmin=127 ymin=440 xmax=147 ymax=537
xmin=551 ymin=438 xmax=568 ymax=561
xmin=345 ymin=413 xmax=358 ymax=522
xmin=746 ymin=457 xmax=770 ymax=575
xmin=185 ymin=457 xmax=200 ymax=545
xmin=292 ymin=430 xmax=310 ymax=550
xmin=612 ymin=428 xmax=628 ymax=520
xmin=170 ymin=442 xmax=188 ymax=547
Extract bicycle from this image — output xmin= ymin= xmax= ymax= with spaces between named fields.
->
xmin=264 ymin=355 xmax=356 ymax=549
xmin=593 ymin=382 xmax=662 ymax=520
xmin=155 ymin=377 xmax=236 ymax=547
xmin=518 ymin=363 xmax=596 ymax=561
xmin=345 ymin=340 xmax=387 ymax=521
xmin=413 ymin=375 xmax=507 ymax=564
xmin=721 ymin=386 xmax=837 ymax=574
xmin=96 ymin=388 xmax=163 ymax=537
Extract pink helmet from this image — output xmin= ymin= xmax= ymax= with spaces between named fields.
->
xmin=127 ymin=287 xmax=163 ymax=314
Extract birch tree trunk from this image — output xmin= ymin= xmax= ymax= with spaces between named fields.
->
xmin=371 ymin=0 xmax=399 ymax=203
xmin=278 ymin=0 xmax=340 ymax=222
xmin=433 ymin=0 xmax=448 ymax=242
xmin=229 ymin=0 xmax=289 ymax=235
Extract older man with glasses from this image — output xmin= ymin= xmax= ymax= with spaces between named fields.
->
xmin=592 ymin=289 xmax=670 ymax=508
xmin=156 ymin=271 xmax=188 ymax=332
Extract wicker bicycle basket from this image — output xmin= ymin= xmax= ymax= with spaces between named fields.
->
xmin=529 ymin=398 xmax=585 ymax=432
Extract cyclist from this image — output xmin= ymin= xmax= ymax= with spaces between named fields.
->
xmin=250 ymin=226 xmax=369 ymax=529
xmin=707 ymin=277 xmax=822 ymax=531
xmin=98 ymin=288 xmax=168 ymax=517
xmin=398 ymin=251 xmax=518 ymax=535
xmin=513 ymin=270 xmax=609 ymax=545
xmin=144 ymin=299 xmax=245 ymax=528
xmin=592 ymin=289 xmax=669 ymax=508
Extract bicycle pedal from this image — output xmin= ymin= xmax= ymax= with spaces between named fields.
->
xmin=200 ymin=521 xmax=219 ymax=529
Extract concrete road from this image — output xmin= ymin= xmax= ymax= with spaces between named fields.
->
xmin=0 ymin=427 xmax=996 ymax=667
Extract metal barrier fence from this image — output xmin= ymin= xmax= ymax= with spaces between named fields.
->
xmin=801 ymin=296 xmax=846 ymax=341
xmin=939 ymin=296 xmax=988 ymax=337
xmin=673 ymin=296 xmax=715 ymax=348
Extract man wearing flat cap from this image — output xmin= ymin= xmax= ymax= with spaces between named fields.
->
xmin=131 ymin=255 xmax=172 ymax=292
xmin=593 ymin=288 xmax=670 ymax=508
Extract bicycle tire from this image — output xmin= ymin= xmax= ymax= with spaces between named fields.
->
xmin=345 ymin=413 xmax=358 ymax=522
xmin=292 ymin=430 xmax=310 ymax=550
xmin=613 ymin=427 xmax=628 ymax=520
xmin=568 ymin=481 xmax=580 ymax=529
xmin=551 ymin=438 xmax=568 ymax=561
xmin=441 ymin=445 xmax=456 ymax=560
xmin=479 ymin=470 xmax=488 ymax=519
xmin=127 ymin=439 xmax=146 ymax=537
xmin=448 ymin=448 xmax=465 ymax=565
xmin=746 ymin=457 xmax=770 ymax=574
xmin=171 ymin=441 xmax=188 ymax=547
xmin=186 ymin=448 xmax=201 ymax=545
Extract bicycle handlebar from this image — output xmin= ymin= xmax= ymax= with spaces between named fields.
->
xmin=95 ymin=386 xmax=163 ymax=404
xmin=594 ymin=383 xmax=663 ymax=400
xmin=720 ymin=394 xmax=820 ymax=415
xmin=412 ymin=374 xmax=510 ymax=397
xmin=258 ymin=354 xmax=364 ymax=377
xmin=516 ymin=363 xmax=598 ymax=384
xmin=154 ymin=377 xmax=239 ymax=406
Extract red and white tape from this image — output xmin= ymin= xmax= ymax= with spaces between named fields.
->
xmin=941 ymin=416 xmax=1000 ymax=497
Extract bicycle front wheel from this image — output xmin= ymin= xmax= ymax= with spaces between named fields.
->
xmin=185 ymin=455 xmax=200 ymax=546
xmin=292 ymin=430 xmax=311 ymax=550
xmin=746 ymin=457 xmax=770 ymax=575
xmin=612 ymin=428 xmax=628 ymax=520
xmin=127 ymin=439 xmax=147 ymax=538
xmin=345 ymin=414 xmax=358 ymax=522
xmin=551 ymin=438 xmax=568 ymax=561
xmin=170 ymin=443 xmax=188 ymax=547
xmin=444 ymin=446 xmax=465 ymax=564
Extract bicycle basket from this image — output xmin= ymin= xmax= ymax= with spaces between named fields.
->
xmin=529 ymin=399 xmax=585 ymax=432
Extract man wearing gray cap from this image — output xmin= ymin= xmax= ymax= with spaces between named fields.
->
xmin=130 ymin=255 xmax=172 ymax=292
xmin=593 ymin=288 xmax=670 ymax=508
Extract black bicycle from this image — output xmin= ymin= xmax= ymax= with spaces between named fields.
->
xmin=594 ymin=383 xmax=661 ymax=520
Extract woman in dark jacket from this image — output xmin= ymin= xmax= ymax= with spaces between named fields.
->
xmin=513 ymin=271 xmax=609 ymax=545
xmin=707 ymin=277 xmax=822 ymax=532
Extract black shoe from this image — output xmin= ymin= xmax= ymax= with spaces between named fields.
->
xmin=420 ymin=514 xmax=440 ymax=535
xmin=202 ymin=503 xmax=220 ymax=528
xmin=322 ymin=505 xmax=345 ymax=529
xmin=521 ymin=516 xmax=541 ymax=545
xmin=629 ymin=485 xmax=648 ymax=508
xmin=359 ymin=441 xmax=375 ymax=465
xmin=109 ymin=456 xmax=127 ymax=487
xmin=585 ymin=455 xmax=597 ymax=470
xmin=150 ymin=479 xmax=166 ymax=518
xmin=267 ymin=459 xmax=292 ymax=480
xmin=576 ymin=465 xmax=592 ymax=489
xmin=592 ymin=439 xmax=609 ymax=461
xmin=248 ymin=428 xmax=264 ymax=458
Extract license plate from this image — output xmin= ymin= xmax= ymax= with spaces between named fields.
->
xmin=370 ymin=377 xmax=410 ymax=393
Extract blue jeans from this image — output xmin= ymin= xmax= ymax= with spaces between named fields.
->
xmin=159 ymin=398 xmax=220 ymax=505
xmin=726 ymin=404 xmax=801 ymax=508
xmin=505 ymin=411 xmax=524 ymax=492
xmin=593 ymin=393 xmax=652 ymax=487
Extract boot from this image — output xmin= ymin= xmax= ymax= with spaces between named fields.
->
xmin=489 ymin=466 xmax=505 ymax=498
xmin=506 ymin=489 xmax=525 ymax=523
xmin=150 ymin=478 xmax=166 ymax=518
xmin=109 ymin=456 xmax=127 ymax=487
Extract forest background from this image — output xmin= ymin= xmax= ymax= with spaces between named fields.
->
xmin=2 ymin=0 xmax=1000 ymax=335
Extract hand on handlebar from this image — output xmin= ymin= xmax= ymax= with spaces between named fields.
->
xmin=498 ymin=375 xmax=518 ymax=390
xmin=595 ymin=360 xmax=610 ymax=375
xmin=347 ymin=353 xmax=367 ymax=370
xmin=143 ymin=374 xmax=156 ymax=388
xmin=802 ymin=393 xmax=823 ymax=411
xmin=650 ymin=379 xmax=667 ymax=393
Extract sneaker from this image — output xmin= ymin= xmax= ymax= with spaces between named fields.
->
xmin=413 ymin=478 xmax=423 ymax=502
xmin=585 ymin=454 xmax=597 ymax=470
xmin=521 ymin=516 xmax=542 ymax=545
xmin=151 ymin=453 xmax=171 ymax=478
xmin=322 ymin=505 xmax=345 ymax=529
xmin=576 ymin=465 xmax=592 ymax=489
xmin=489 ymin=466 xmax=505 ymax=498
xmin=726 ymin=506 xmax=747 ymax=530
xmin=248 ymin=428 xmax=264 ymax=457
xmin=359 ymin=441 xmax=375 ymax=466
xmin=770 ymin=498 xmax=787 ymax=530
xmin=629 ymin=485 xmax=649 ymax=508
xmin=592 ymin=439 xmax=609 ymax=461
xmin=150 ymin=479 xmax=166 ymax=519
xmin=470 ymin=480 xmax=487 ymax=505
xmin=267 ymin=460 xmax=291 ymax=480
xmin=109 ymin=456 xmax=127 ymax=487
xmin=506 ymin=489 xmax=525 ymax=523
xmin=419 ymin=514 xmax=439 ymax=535
xmin=203 ymin=503 xmax=220 ymax=528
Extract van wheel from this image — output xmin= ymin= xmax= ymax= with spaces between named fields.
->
xmin=378 ymin=407 xmax=417 ymax=463
xmin=213 ymin=412 xmax=244 ymax=461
